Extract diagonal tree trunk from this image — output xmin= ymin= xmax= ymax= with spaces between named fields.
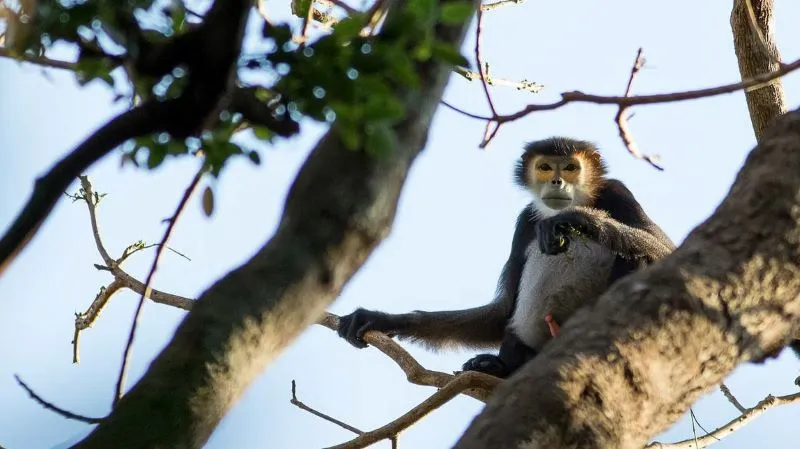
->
xmin=453 ymin=2 xmax=797 ymax=446
xmin=453 ymin=105 xmax=800 ymax=449
xmin=71 ymin=2 xmax=480 ymax=448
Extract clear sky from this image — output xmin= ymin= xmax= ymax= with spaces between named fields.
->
xmin=1 ymin=1 xmax=799 ymax=448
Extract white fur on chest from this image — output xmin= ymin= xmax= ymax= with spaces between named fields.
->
xmin=510 ymin=237 xmax=615 ymax=348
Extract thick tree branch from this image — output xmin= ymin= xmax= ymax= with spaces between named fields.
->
xmin=0 ymin=101 xmax=170 ymax=279
xmin=71 ymin=3 xmax=479 ymax=447
xmin=453 ymin=106 xmax=800 ymax=448
xmin=0 ymin=0 xmax=252 ymax=279
xmin=731 ymin=0 xmax=786 ymax=139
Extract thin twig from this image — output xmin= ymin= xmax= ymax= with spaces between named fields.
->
xmin=73 ymin=280 xmax=124 ymax=363
xmin=614 ymin=47 xmax=663 ymax=170
xmin=647 ymin=392 xmax=800 ymax=449
xmin=325 ymin=371 xmax=490 ymax=449
xmin=14 ymin=375 xmax=105 ymax=424
xmin=441 ymin=100 xmax=494 ymax=121
xmin=481 ymin=0 xmax=525 ymax=11
xmin=317 ymin=312 xmax=500 ymax=402
xmin=719 ymin=383 xmax=747 ymax=413
xmin=112 ymin=168 xmax=205 ymax=406
xmin=71 ymin=177 xmax=195 ymax=363
xmin=454 ymin=66 xmax=543 ymax=93
xmin=291 ymin=380 xmax=365 ymax=435
xmin=473 ymin=9 xmax=500 ymax=149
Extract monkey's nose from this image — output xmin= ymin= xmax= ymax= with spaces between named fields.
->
xmin=551 ymin=178 xmax=563 ymax=185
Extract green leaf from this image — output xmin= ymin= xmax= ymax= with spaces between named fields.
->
xmin=439 ymin=1 xmax=475 ymax=25
xmin=431 ymin=41 xmax=469 ymax=67
xmin=407 ymin=0 xmax=438 ymax=23
xmin=202 ymin=186 xmax=214 ymax=217
xmin=74 ymin=58 xmax=115 ymax=87
xmin=147 ymin=146 xmax=167 ymax=169
xmin=291 ymin=0 xmax=313 ymax=17
xmin=332 ymin=16 xmax=364 ymax=42
xmin=252 ymin=126 xmax=273 ymax=142
xmin=336 ymin=123 xmax=361 ymax=151
xmin=364 ymin=95 xmax=406 ymax=122
xmin=248 ymin=151 xmax=262 ymax=166
xmin=365 ymin=122 xmax=397 ymax=157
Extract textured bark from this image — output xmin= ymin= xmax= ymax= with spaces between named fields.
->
xmin=452 ymin=107 xmax=800 ymax=449
xmin=71 ymin=2 xmax=479 ymax=448
xmin=731 ymin=0 xmax=786 ymax=139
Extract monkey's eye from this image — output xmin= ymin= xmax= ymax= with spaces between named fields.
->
xmin=538 ymin=163 xmax=552 ymax=171
xmin=564 ymin=163 xmax=579 ymax=171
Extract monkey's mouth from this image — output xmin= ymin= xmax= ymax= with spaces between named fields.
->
xmin=542 ymin=196 xmax=571 ymax=201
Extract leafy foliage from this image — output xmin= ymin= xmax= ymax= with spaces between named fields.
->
xmin=3 ymin=0 xmax=474 ymax=174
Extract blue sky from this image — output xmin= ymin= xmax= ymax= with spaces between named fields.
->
xmin=1 ymin=1 xmax=799 ymax=448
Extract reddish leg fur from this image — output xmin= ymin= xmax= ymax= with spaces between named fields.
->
xmin=545 ymin=314 xmax=560 ymax=337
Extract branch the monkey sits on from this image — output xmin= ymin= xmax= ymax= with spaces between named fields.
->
xmin=338 ymin=137 xmax=677 ymax=378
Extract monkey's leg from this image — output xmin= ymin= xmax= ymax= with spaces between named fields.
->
xmin=545 ymin=314 xmax=560 ymax=337
xmin=462 ymin=331 xmax=538 ymax=379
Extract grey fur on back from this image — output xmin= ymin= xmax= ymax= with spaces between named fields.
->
xmin=510 ymin=236 xmax=615 ymax=350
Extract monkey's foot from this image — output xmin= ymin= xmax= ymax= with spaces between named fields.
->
xmin=462 ymin=354 xmax=509 ymax=379
xmin=545 ymin=314 xmax=560 ymax=337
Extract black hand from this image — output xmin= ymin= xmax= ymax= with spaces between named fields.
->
xmin=537 ymin=219 xmax=571 ymax=255
xmin=537 ymin=212 xmax=593 ymax=255
xmin=337 ymin=308 xmax=390 ymax=349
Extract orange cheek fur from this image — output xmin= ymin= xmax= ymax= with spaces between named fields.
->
xmin=533 ymin=169 xmax=553 ymax=184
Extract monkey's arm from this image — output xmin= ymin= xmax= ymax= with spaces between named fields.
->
xmin=542 ymin=207 xmax=674 ymax=261
xmin=338 ymin=208 xmax=537 ymax=352
xmin=337 ymin=303 xmax=508 ymax=351
xmin=538 ymin=179 xmax=675 ymax=261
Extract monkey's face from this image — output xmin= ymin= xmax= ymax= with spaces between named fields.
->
xmin=527 ymin=155 xmax=587 ymax=210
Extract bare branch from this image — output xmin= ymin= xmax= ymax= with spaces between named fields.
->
xmin=70 ymin=176 xmax=196 ymax=363
xmin=76 ymin=177 xmax=114 ymax=265
xmin=481 ymin=0 xmax=525 ymax=11
xmin=454 ymin=66 xmax=543 ymax=93
xmin=474 ymin=9 xmax=501 ymax=148
xmin=290 ymin=380 xmax=365 ymax=435
xmin=495 ymin=55 xmax=800 ymax=123
xmin=326 ymin=371 xmax=494 ymax=449
xmin=441 ymin=100 xmax=494 ymax=121
xmin=647 ymin=392 xmax=800 ymax=449
xmin=73 ymin=280 xmax=124 ymax=364
xmin=317 ymin=312 xmax=500 ymax=402
xmin=14 ymin=375 xmax=104 ymax=424
xmin=113 ymin=168 xmax=204 ymax=406
xmin=615 ymin=47 xmax=663 ymax=171
xmin=719 ymin=383 xmax=747 ymax=414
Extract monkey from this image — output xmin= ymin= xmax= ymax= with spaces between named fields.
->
xmin=337 ymin=137 xmax=676 ymax=378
